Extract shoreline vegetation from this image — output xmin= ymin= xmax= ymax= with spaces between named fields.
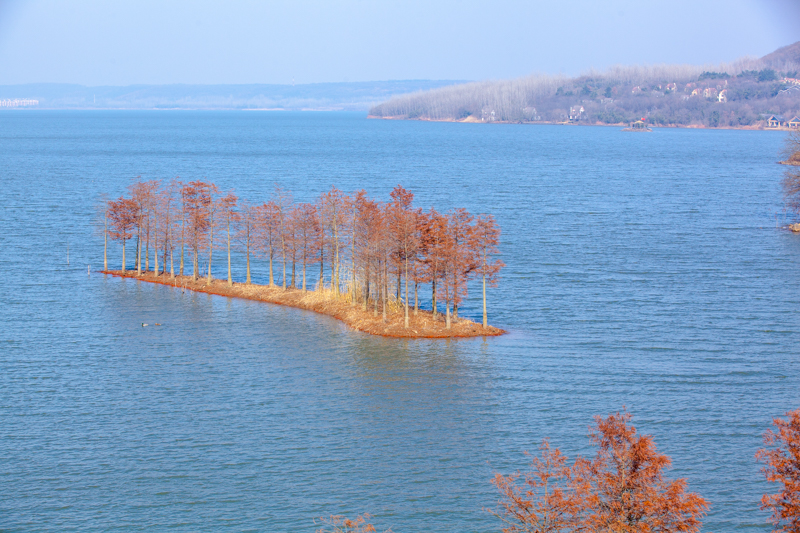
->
xmin=368 ymin=114 xmax=784 ymax=131
xmin=102 ymin=270 xmax=504 ymax=338
xmin=320 ymin=408 xmax=800 ymax=533
xmin=368 ymin=42 xmax=800 ymax=129
xmin=100 ymin=180 xmax=506 ymax=338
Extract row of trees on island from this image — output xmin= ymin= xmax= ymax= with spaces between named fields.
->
xmin=317 ymin=408 xmax=800 ymax=533
xmin=102 ymin=179 xmax=503 ymax=328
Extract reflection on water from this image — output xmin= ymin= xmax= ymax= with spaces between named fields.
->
xmin=1 ymin=112 xmax=798 ymax=532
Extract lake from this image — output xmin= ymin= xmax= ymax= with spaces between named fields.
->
xmin=1 ymin=111 xmax=798 ymax=532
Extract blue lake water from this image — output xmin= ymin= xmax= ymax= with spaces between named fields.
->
xmin=1 ymin=111 xmax=798 ymax=532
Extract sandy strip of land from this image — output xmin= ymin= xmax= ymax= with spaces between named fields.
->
xmin=102 ymin=270 xmax=505 ymax=339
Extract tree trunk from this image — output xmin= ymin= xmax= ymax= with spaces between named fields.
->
xmin=404 ymin=255 xmax=409 ymax=328
xmin=269 ymin=248 xmax=274 ymax=286
xmin=281 ymin=236 xmax=286 ymax=290
xmin=227 ymin=220 xmax=232 ymax=286
xmin=207 ymin=224 xmax=213 ymax=284
xmin=445 ymin=301 xmax=451 ymax=329
xmin=153 ymin=221 xmax=159 ymax=276
xmin=302 ymin=253 xmax=307 ymax=291
xmin=179 ymin=217 xmax=185 ymax=276
xmin=193 ymin=247 xmax=198 ymax=281
xmin=373 ymin=263 xmax=379 ymax=316
xmin=122 ymin=239 xmax=126 ymax=272
xmin=319 ymin=246 xmax=324 ymax=291
xmin=483 ymin=270 xmax=487 ymax=327
xmin=136 ymin=234 xmax=141 ymax=275
xmin=246 ymin=239 xmax=251 ymax=284
xmin=432 ymin=277 xmax=437 ymax=318
xmin=291 ymin=257 xmax=296 ymax=288
xmin=103 ymin=221 xmax=108 ymax=271
xmin=170 ymin=249 xmax=174 ymax=279
xmin=414 ymin=282 xmax=418 ymax=315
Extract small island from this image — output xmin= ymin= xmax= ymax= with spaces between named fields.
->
xmin=99 ymin=180 xmax=506 ymax=338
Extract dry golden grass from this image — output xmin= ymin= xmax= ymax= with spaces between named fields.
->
xmin=103 ymin=270 xmax=505 ymax=338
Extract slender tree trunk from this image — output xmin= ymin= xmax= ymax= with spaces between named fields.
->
xmin=193 ymin=246 xmax=198 ymax=281
xmin=207 ymin=224 xmax=213 ymax=284
xmin=291 ymin=254 xmax=296 ymax=288
xmin=269 ymin=247 xmax=274 ymax=286
xmin=281 ymin=235 xmax=286 ymax=289
xmin=302 ymin=249 xmax=307 ymax=291
xmin=153 ymin=218 xmax=159 ymax=276
xmin=145 ymin=231 xmax=149 ymax=272
xmin=227 ymin=220 xmax=232 ymax=286
xmin=103 ymin=219 xmax=108 ymax=271
xmin=364 ymin=261 xmax=369 ymax=312
xmin=483 ymin=271 xmax=487 ymax=327
xmin=170 ymin=249 xmax=174 ymax=279
xmin=179 ymin=217 xmax=185 ymax=276
xmin=136 ymin=233 xmax=141 ymax=275
xmin=246 ymin=238 xmax=251 ymax=284
xmin=446 ymin=300 xmax=451 ymax=329
xmin=319 ymin=246 xmax=324 ymax=291
xmin=414 ymin=282 xmax=418 ymax=315
xmin=404 ymin=255 xmax=409 ymax=328
xmin=382 ymin=261 xmax=387 ymax=321
xmin=122 ymin=239 xmax=126 ymax=272
xmin=432 ymin=277 xmax=437 ymax=318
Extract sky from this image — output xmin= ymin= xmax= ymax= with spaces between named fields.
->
xmin=0 ymin=0 xmax=798 ymax=86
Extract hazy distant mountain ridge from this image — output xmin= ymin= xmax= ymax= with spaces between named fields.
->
xmin=369 ymin=43 xmax=800 ymax=127
xmin=0 ymin=80 xmax=467 ymax=111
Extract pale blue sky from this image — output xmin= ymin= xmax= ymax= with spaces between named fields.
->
xmin=0 ymin=0 xmax=797 ymax=86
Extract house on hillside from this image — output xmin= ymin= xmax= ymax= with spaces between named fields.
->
xmin=718 ymin=89 xmax=728 ymax=103
xmin=703 ymin=87 xmax=718 ymax=99
xmin=569 ymin=105 xmax=585 ymax=121
xmin=766 ymin=115 xmax=785 ymax=128
xmin=691 ymin=88 xmax=701 ymax=97
xmin=789 ymin=116 xmax=800 ymax=129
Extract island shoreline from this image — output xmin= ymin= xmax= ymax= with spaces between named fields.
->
xmin=102 ymin=270 xmax=506 ymax=339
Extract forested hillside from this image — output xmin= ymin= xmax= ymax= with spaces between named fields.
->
xmin=370 ymin=43 xmax=800 ymax=127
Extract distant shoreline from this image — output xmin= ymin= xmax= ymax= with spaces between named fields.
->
xmin=367 ymin=115 xmax=789 ymax=131
xmin=103 ymin=270 xmax=505 ymax=339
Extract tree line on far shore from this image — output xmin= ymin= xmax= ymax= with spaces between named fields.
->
xmin=317 ymin=408 xmax=800 ymax=533
xmin=101 ymin=179 xmax=503 ymax=329
xmin=369 ymin=61 xmax=800 ymax=128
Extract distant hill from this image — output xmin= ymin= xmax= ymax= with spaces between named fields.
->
xmin=369 ymin=42 xmax=800 ymax=128
xmin=761 ymin=41 xmax=800 ymax=70
xmin=0 ymin=80 xmax=467 ymax=111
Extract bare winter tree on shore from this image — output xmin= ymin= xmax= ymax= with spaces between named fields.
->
xmin=98 ymin=178 xmax=506 ymax=331
xmin=218 ymin=191 xmax=238 ymax=286
xmin=107 ymin=197 xmax=138 ymax=272
xmin=474 ymin=214 xmax=504 ymax=327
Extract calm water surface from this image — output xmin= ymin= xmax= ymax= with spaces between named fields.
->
xmin=1 ymin=112 xmax=798 ymax=532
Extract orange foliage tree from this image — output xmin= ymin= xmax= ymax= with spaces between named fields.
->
xmin=757 ymin=408 xmax=800 ymax=533
xmin=491 ymin=411 xmax=708 ymax=533
xmin=100 ymin=178 xmax=506 ymax=328
xmin=315 ymin=513 xmax=390 ymax=533
xmin=580 ymin=411 xmax=708 ymax=533
xmin=490 ymin=440 xmax=584 ymax=533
